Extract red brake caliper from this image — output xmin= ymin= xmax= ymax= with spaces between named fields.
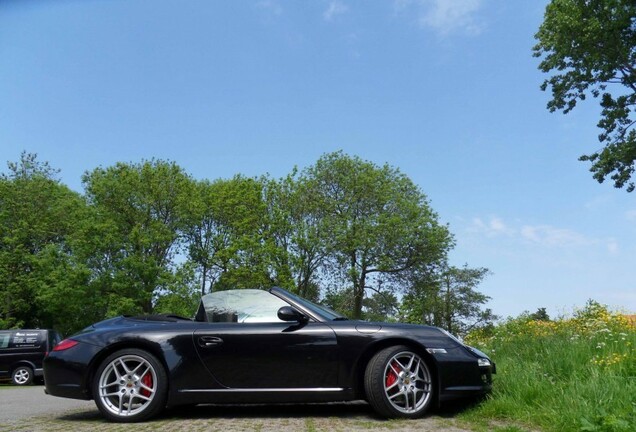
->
xmin=385 ymin=361 xmax=399 ymax=387
xmin=140 ymin=373 xmax=153 ymax=397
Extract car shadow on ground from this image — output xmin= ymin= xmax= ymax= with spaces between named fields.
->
xmin=435 ymin=397 xmax=486 ymax=418
xmin=165 ymin=401 xmax=377 ymax=420
xmin=55 ymin=398 xmax=482 ymax=424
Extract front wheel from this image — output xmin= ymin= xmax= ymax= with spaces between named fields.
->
xmin=92 ymin=348 xmax=168 ymax=422
xmin=12 ymin=366 xmax=34 ymax=386
xmin=364 ymin=346 xmax=434 ymax=418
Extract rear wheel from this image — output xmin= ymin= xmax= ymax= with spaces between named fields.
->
xmin=12 ymin=366 xmax=33 ymax=386
xmin=364 ymin=345 xmax=434 ymax=418
xmin=92 ymin=348 xmax=167 ymax=422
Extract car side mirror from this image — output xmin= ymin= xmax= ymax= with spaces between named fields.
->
xmin=277 ymin=306 xmax=308 ymax=323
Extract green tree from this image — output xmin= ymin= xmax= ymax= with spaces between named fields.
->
xmin=401 ymin=265 xmax=496 ymax=335
xmin=534 ymin=0 xmax=636 ymax=190
xmin=324 ymin=278 xmax=400 ymax=322
xmin=303 ymin=152 xmax=452 ymax=319
xmin=322 ymin=286 xmax=355 ymax=318
xmin=363 ymin=282 xmax=400 ymax=322
xmin=30 ymin=243 xmax=97 ymax=335
xmin=82 ymin=160 xmax=194 ymax=313
xmin=263 ymin=173 xmax=328 ymax=300
xmin=0 ymin=153 xmax=88 ymax=331
xmin=185 ymin=175 xmax=279 ymax=293
xmin=529 ymin=307 xmax=551 ymax=321
xmin=153 ymin=262 xmax=200 ymax=317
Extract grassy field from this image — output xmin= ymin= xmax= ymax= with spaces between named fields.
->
xmin=458 ymin=302 xmax=636 ymax=432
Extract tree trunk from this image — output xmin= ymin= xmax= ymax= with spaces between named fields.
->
xmin=353 ymin=272 xmax=365 ymax=319
xmin=201 ymin=264 xmax=208 ymax=296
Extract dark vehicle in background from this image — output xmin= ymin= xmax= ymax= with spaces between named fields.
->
xmin=44 ymin=287 xmax=494 ymax=422
xmin=0 ymin=329 xmax=62 ymax=385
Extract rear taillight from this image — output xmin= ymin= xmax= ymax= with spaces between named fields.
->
xmin=52 ymin=339 xmax=79 ymax=352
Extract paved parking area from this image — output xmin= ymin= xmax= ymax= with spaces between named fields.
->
xmin=0 ymin=384 xmax=93 ymax=424
xmin=0 ymin=385 xmax=474 ymax=432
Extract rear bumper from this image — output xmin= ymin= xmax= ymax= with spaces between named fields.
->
xmin=43 ymin=342 xmax=101 ymax=400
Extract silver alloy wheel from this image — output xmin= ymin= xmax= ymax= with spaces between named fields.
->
xmin=13 ymin=368 xmax=30 ymax=385
xmin=382 ymin=351 xmax=432 ymax=414
xmin=97 ymin=354 xmax=158 ymax=418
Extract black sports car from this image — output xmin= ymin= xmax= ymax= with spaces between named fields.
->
xmin=44 ymin=287 xmax=494 ymax=422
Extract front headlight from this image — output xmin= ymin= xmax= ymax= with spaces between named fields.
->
xmin=477 ymin=358 xmax=491 ymax=367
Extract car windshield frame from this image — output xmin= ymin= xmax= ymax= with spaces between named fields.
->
xmin=199 ymin=289 xmax=290 ymax=323
xmin=271 ymin=288 xmax=346 ymax=321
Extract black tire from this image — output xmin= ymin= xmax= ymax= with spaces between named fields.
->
xmin=11 ymin=366 xmax=34 ymax=386
xmin=364 ymin=345 xmax=434 ymax=418
xmin=92 ymin=348 xmax=168 ymax=422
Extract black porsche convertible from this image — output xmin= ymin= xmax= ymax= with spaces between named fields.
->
xmin=44 ymin=287 xmax=494 ymax=422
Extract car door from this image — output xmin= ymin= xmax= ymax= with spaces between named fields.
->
xmin=194 ymin=321 xmax=339 ymax=389
xmin=193 ymin=289 xmax=339 ymax=389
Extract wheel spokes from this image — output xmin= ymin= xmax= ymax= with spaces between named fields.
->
xmin=118 ymin=358 xmax=132 ymax=375
xmin=383 ymin=351 xmax=432 ymax=414
xmin=98 ymin=354 xmax=157 ymax=418
xmin=139 ymin=381 xmax=154 ymax=394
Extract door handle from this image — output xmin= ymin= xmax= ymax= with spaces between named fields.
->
xmin=198 ymin=336 xmax=223 ymax=347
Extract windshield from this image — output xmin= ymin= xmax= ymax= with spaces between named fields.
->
xmin=200 ymin=289 xmax=289 ymax=323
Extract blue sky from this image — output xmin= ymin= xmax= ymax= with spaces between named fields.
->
xmin=1 ymin=0 xmax=634 ymax=318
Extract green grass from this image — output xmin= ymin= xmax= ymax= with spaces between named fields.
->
xmin=458 ymin=302 xmax=636 ymax=432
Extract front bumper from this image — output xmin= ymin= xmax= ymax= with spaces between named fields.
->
xmin=427 ymin=345 xmax=495 ymax=402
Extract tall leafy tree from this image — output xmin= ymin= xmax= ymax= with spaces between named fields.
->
xmin=401 ymin=265 xmax=496 ymax=335
xmin=185 ymin=175 xmax=282 ymax=293
xmin=323 ymin=281 xmax=400 ymax=322
xmin=303 ymin=152 xmax=452 ymax=319
xmin=264 ymin=173 xmax=328 ymax=300
xmin=82 ymin=160 xmax=194 ymax=313
xmin=534 ymin=0 xmax=636 ymax=190
xmin=153 ymin=262 xmax=200 ymax=317
xmin=0 ymin=153 xmax=87 ymax=331
xmin=363 ymin=283 xmax=400 ymax=322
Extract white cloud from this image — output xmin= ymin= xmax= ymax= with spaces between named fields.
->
xmin=520 ymin=225 xmax=592 ymax=248
xmin=471 ymin=216 xmax=515 ymax=237
xmin=468 ymin=216 xmax=619 ymax=252
xmin=489 ymin=217 xmax=513 ymax=236
xmin=324 ymin=1 xmax=349 ymax=22
xmin=607 ymin=238 xmax=619 ymax=254
xmin=395 ymin=0 xmax=485 ymax=36
xmin=256 ymin=0 xmax=283 ymax=16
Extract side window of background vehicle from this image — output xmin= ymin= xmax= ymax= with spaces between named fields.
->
xmin=0 ymin=333 xmax=10 ymax=348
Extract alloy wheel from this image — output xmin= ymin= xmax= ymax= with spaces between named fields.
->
xmin=97 ymin=354 xmax=158 ymax=418
xmin=13 ymin=368 xmax=31 ymax=385
xmin=382 ymin=351 xmax=432 ymax=414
